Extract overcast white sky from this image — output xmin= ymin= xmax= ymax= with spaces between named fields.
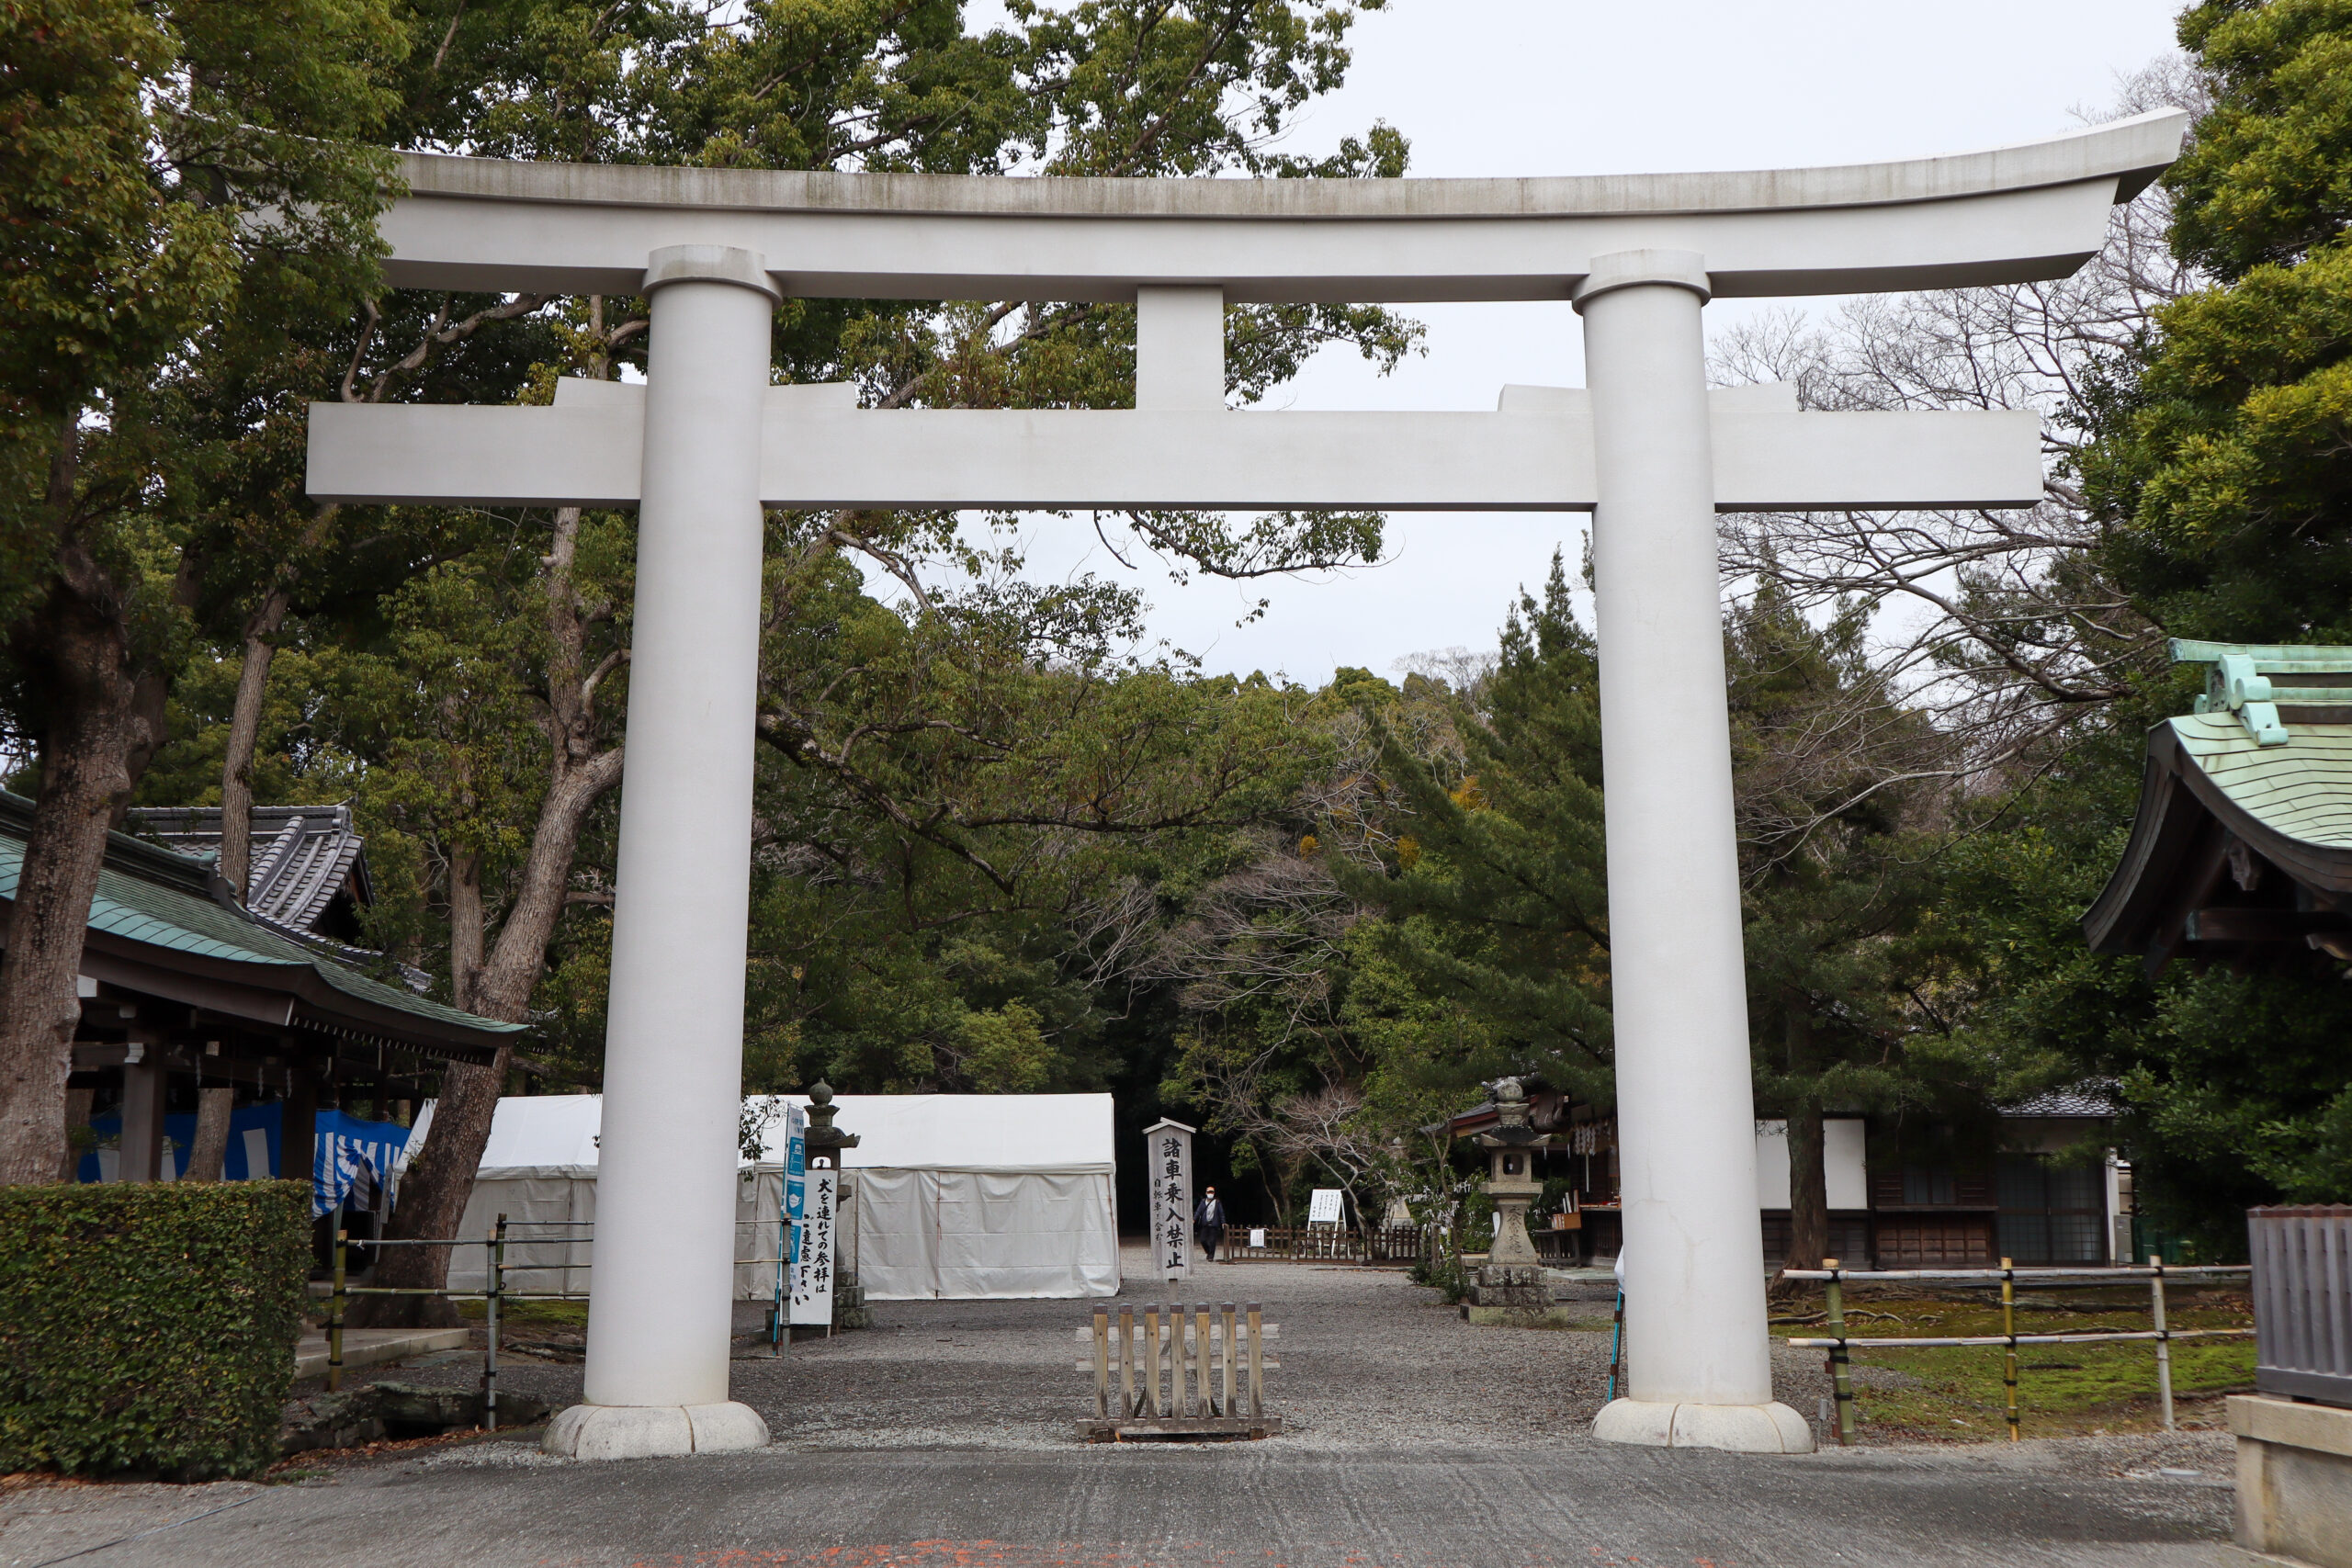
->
xmin=940 ymin=0 xmax=2188 ymax=689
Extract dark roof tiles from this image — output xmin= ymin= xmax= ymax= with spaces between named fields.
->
xmin=127 ymin=805 xmax=370 ymax=934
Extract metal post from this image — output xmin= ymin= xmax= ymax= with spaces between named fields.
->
xmin=486 ymin=1213 xmax=506 ymax=1431
xmin=328 ymin=1215 xmax=346 ymax=1393
xmin=786 ymin=1184 xmax=804 ymax=1354
xmin=2001 ymin=1256 xmax=2020 ymax=1442
xmin=1824 ymin=1257 xmax=1854 ymax=1447
xmin=1607 ymin=1287 xmax=1624 ymax=1402
xmin=2150 ymin=1253 xmax=2175 ymax=1430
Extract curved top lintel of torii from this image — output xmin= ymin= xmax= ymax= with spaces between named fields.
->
xmin=379 ymin=110 xmax=2188 ymax=305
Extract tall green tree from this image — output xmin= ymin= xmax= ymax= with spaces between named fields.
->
xmin=1335 ymin=557 xmax=1615 ymax=1102
xmin=1996 ymin=0 xmax=2352 ymax=1239
xmin=118 ymin=0 xmax=1418 ymax=1304
xmin=1336 ymin=558 xmax=1968 ymax=1266
xmin=0 ymin=0 xmax=401 ymax=1184
xmin=1726 ymin=582 xmax=1951 ymax=1271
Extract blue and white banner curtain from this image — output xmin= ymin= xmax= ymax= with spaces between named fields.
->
xmin=77 ymin=1103 xmax=410 ymax=1217
xmin=314 ymin=1109 xmax=410 ymax=1217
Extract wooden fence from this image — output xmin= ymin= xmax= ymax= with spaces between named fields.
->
xmin=1224 ymin=1224 xmax=1432 ymax=1263
xmin=1077 ymin=1302 xmax=1280 ymax=1440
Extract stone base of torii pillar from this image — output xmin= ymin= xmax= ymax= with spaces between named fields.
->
xmin=544 ymin=1402 xmax=771 ymax=1461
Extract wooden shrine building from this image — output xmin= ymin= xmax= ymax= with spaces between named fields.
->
xmin=0 ymin=792 xmax=523 ymax=1193
xmin=2085 ymin=641 xmax=2352 ymax=971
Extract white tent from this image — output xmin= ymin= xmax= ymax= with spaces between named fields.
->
xmin=411 ymin=1095 xmax=784 ymax=1301
xmin=413 ymin=1092 xmax=1119 ymax=1303
xmin=746 ymin=1093 xmax=1121 ymax=1302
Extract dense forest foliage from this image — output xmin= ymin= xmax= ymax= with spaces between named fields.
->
xmin=6 ymin=0 xmax=2352 ymax=1261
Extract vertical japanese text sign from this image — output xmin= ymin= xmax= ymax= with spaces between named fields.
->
xmin=1142 ymin=1118 xmax=1195 ymax=1281
xmin=790 ymin=1165 xmax=836 ymax=1325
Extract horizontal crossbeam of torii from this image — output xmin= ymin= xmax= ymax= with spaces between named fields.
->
xmin=310 ymin=379 xmax=2043 ymax=513
xmin=309 ymin=109 xmax=2186 ymax=1463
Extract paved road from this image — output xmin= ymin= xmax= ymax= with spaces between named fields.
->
xmin=0 ymin=1439 xmax=2250 ymax=1568
xmin=0 ymin=1256 xmax=2258 ymax=1568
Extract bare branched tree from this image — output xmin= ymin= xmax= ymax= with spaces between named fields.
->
xmin=1715 ymin=58 xmax=2211 ymax=784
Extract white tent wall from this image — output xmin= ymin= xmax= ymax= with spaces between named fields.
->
xmin=417 ymin=1092 xmax=1117 ymax=1303
xmin=855 ymin=1168 xmax=934 ymax=1302
xmin=854 ymin=1167 xmax=1119 ymax=1302
xmin=446 ymin=1165 xmax=786 ymax=1302
xmin=447 ymin=1169 xmax=597 ymax=1295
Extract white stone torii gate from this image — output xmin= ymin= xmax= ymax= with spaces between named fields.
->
xmin=310 ymin=109 xmax=2185 ymax=1460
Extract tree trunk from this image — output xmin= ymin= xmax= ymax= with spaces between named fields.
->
xmin=447 ymin=846 xmax=485 ymax=1017
xmin=57 ymin=1086 xmax=92 ymax=1181
xmin=354 ymin=767 xmax=622 ymax=1326
xmin=0 ymin=739 xmax=139 ymax=1185
xmin=0 ymin=444 xmax=175 ymax=1184
xmin=352 ymin=504 xmax=626 ymax=1325
xmin=1784 ymin=1010 xmax=1828 ymax=1274
xmin=185 ymin=1086 xmax=234 ymax=1181
xmin=216 ymin=592 xmax=289 ymax=897
xmin=355 ymin=1045 xmax=510 ymax=1328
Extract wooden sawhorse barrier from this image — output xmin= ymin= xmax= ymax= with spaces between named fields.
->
xmin=1076 ymin=1301 xmax=1281 ymax=1440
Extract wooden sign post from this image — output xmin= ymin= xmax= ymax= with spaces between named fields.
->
xmin=1142 ymin=1119 xmax=1195 ymax=1283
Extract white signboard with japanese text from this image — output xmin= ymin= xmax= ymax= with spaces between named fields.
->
xmin=1307 ymin=1188 xmax=1344 ymax=1226
xmin=1144 ymin=1119 xmax=1194 ymax=1280
xmin=790 ymin=1166 xmax=837 ymax=1325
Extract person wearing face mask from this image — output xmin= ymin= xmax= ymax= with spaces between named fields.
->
xmin=1193 ymin=1186 xmax=1227 ymax=1263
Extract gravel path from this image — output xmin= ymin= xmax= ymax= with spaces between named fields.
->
xmin=0 ymin=1251 xmax=2245 ymax=1568
xmin=362 ymin=1244 xmax=2229 ymax=1470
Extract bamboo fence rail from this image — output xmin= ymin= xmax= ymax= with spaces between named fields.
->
xmin=1781 ymin=1256 xmax=2253 ymax=1445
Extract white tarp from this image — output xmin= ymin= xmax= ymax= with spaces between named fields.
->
xmin=748 ymin=1093 xmax=1119 ymax=1301
xmin=419 ymin=1095 xmax=786 ymax=1300
xmin=419 ymin=1092 xmax=1118 ymax=1302
xmin=741 ymin=1093 xmax=1116 ymax=1174
xmin=1752 ymin=1118 xmax=1870 ymax=1211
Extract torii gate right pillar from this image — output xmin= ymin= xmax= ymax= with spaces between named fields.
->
xmin=1578 ymin=251 xmax=1813 ymax=1453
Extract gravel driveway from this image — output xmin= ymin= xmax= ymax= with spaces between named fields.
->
xmin=369 ymin=1243 xmax=2228 ymax=1468
xmin=0 ymin=1247 xmax=2245 ymax=1568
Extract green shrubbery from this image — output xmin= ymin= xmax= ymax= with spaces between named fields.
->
xmin=0 ymin=1181 xmax=310 ymax=1479
xmin=1409 ymin=1251 xmax=1472 ymax=1304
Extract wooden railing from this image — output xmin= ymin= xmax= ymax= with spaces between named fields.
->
xmin=1225 ymin=1224 xmax=1431 ymax=1263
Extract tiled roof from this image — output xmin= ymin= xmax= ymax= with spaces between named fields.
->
xmin=2002 ymin=1083 xmax=2121 ymax=1118
xmin=2169 ymin=715 xmax=2352 ymax=849
xmin=126 ymin=805 xmax=370 ymax=934
xmin=0 ymin=795 xmax=521 ymax=1050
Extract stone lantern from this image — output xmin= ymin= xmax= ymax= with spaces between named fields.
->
xmin=801 ymin=1083 xmax=869 ymax=1330
xmin=1469 ymin=1077 xmax=1556 ymax=1313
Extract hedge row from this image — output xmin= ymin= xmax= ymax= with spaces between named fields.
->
xmin=0 ymin=1180 xmax=310 ymax=1479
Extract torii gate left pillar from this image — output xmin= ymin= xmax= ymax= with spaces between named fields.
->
xmin=544 ymin=245 xmax=777 ymax=1460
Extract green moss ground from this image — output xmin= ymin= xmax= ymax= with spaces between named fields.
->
xmin=455 ymin=1297 xmax=588 ymax=1329
xmin=1771 ymin=1288 xmax=2255 ymax=1441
